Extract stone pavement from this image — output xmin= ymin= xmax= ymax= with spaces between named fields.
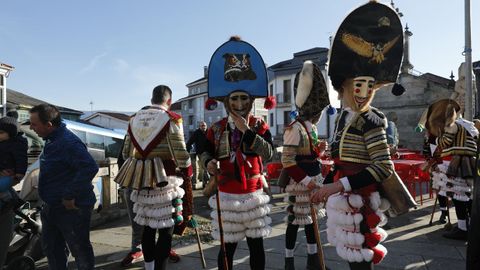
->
xmin=35 ymin=191 xmax=467 ymax=270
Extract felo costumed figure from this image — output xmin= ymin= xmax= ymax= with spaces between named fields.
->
xmin=114 ymin=85 xmax=194 ymax=270
xmin=201 ymin=36 xmax=276 ymax=270
xmin=311 ymin=1 xmax=404 ymax=269
xmin=281 ymin=60 xmax=331 ymax=270
xmin=422 ymin=99 xmax=477 ymax=240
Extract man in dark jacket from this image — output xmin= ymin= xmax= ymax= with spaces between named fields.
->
xmin=29 ymin=104 xmax=99 ymax=270
xmin=186 ymin=121 xmax=207 ymax=188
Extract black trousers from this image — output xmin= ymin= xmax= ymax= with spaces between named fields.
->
xmin=285 ymin=223 xmax=316 ymax=250
xmin=142 ymin=226 xmax=173 ymax=270
xmin=349 ymin=261 xmax=373 ymax=270
xmin=467 ymin=177 xmax=480 ymax=270
xmin=217 ymin=237 xmax=265 ymax=270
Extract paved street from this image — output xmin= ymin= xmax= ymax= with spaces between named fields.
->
xmin=35 ymin=190 xmax=467 ymax=270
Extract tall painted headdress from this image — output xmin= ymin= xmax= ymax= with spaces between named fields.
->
xmin=328 ymin=1 xmax=404 ymax=91
xmin=293 ymin=60 xmax=333 ymax=120
xmin=205 ymin=36 xmax=275 ymax=110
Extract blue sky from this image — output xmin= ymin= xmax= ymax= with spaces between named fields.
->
xmin=1 ymin=0 xmax=478 ymax=112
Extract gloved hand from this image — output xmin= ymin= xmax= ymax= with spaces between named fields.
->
xmin=187 ymin=215 xmax=198 ymax=228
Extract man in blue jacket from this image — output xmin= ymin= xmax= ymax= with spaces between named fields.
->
xmin=29 ymin=104 xmax=99 ymax=270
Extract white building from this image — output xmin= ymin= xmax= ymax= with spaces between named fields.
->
xmin=83 ymin=112 xmax=131 ymax=131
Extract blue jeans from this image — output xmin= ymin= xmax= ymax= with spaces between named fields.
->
xmin=123 ymin=188 xmax=143 ymax=252
xmin=41 ymin=204 xmax=94 ymax=270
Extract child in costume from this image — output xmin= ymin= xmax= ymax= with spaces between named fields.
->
xmin=281 ymin=61 xmax=331 ymax=270
xmin=424 ymin=99 xmax=477 ymax=240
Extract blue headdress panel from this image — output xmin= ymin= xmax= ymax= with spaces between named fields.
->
xmin=208 ymin=39 xmax=268 ymax=100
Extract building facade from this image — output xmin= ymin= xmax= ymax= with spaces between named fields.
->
xmin=83 ymin=112 xmax=131 ymax=131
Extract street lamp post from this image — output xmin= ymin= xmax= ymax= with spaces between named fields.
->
xmin=0 ymin=63 xmax=14 ymax=117
xmin=464 ymin=0 xmax=473 ymax=120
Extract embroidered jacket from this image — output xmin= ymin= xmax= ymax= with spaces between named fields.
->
xmin=330 ymin=107 xmax=394 ymax=189
xmin=115 ymin=106 xmax=192 ymax=189
xmin=282 ymin=120 xmax=321 ymax=182
xmin=437 ymin=122 xmax=477 ymax=158
xmin=200 ymin=115 xmax=274 ymax=194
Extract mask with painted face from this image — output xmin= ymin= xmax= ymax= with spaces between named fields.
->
xmin=224 ymin=91 xmax=253 ymax=118
xmin=351 ymin=76 xmax=375 ymax=112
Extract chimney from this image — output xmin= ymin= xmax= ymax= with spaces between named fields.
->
xmin=204 ymin=66 xmax=208 ymax=78
xmin=400 ymin=24 xmax=414 ymax=74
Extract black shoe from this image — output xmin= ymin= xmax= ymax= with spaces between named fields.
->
xmin=306 ymin=254 xmax=321 ymax=270
xmin=438 ymin=211 xmax=447 ymax=224
xmin=284 ymin=257 xmax=295 ymax=270
xmin=442 ymin=226 xmax=467 ymax=241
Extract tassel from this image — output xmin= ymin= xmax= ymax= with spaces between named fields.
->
xmin=327 ymin=105 xmax=337 ymax=115
xmin=391 ymin=83 xmax=406 ymax=96
xmin=205 ymin=98 xmax=218 ymax=110
xmin=264 ymin=96 xmax=276 ymax=109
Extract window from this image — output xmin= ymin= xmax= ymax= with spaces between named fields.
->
xmin=188 ymin=115 xmax=194 ymax=125
xmin=283 ymin=111 xmax=290 ymax=125
xmin=269 ymin=113 xmax=274 ymax=127
xmin=283 ymin=79 xmax=291 ymax=103
xmin=105 ymin=136 xmax=123 ymax=158
xmin=269 ymin=84 xmax=273 ymax=96
xmin=70 ymin=128 xmax=87 ymax=144
xmin=86 ymin=133 xmax=104 ymax=150
xmin=188 ymin=100 xmax=193 ymax=109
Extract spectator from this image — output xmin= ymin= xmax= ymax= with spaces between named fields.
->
xmin=0 ymin=116 xmax=28 ymax=268
xmin=186 ymin=121 xmax=208 ymax=188
xmin=29 ymin=104 xmax=99 ymax=270
xmin=386 ymin=111 xmax=399 ymax=155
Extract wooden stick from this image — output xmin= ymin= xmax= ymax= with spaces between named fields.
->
xmin=215 ymin=177 xmax=229 ymax=270
xmin=310 ymin=204 xmax=326 ymax=270
xmin=194 ymin=227 xmax=207 ymax=268
xmin=429 ymin=191 xmax=438 ymax=226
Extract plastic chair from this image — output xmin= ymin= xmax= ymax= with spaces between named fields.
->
xmin=411 ymin=166 xmax=432 ymax=205
xmin=394 ymin=162 xmax=417 ymax=200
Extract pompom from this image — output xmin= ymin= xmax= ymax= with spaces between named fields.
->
xmin=327 ymin=105 xmax=337 ymax=115
xmin=289 ymin=111 xmax=299 ymax=121
xmin=205 ymin=98 xmax=218 ymax=110
xmin=173 ymin=214 xmax=184 ymax=224
xmin=364 ymin=232 xmax=381 ymax=248
xmin=391 ymin=83 xmax=406 ymax=96
xmin=172 ymin=198 xmax=183 ymax=206
xmin=264 ymin=96 xmax=276 ymax=109
xmin=365 ymin=212 xmax=381 ymax=228
xmin=371 ymin=245 xmax=387 ymax=264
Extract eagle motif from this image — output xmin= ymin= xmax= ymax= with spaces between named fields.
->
xmin=341 ymin=33 xmax=400 ymax=64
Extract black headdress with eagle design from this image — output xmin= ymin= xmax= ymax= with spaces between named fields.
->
xmin=328 ymin=1 xmax=404 ymax=91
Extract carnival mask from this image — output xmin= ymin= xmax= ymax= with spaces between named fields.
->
xmin=341 ymin=76 xmax=376 ymax=112
xmin=225 ymin=91 xmax=253 ymax=117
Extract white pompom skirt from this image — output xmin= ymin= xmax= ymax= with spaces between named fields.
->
xmin=209 ymin=189 xmax=272 ymax=243
xmin=131 ymin=176 xmax=184 ymax=229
